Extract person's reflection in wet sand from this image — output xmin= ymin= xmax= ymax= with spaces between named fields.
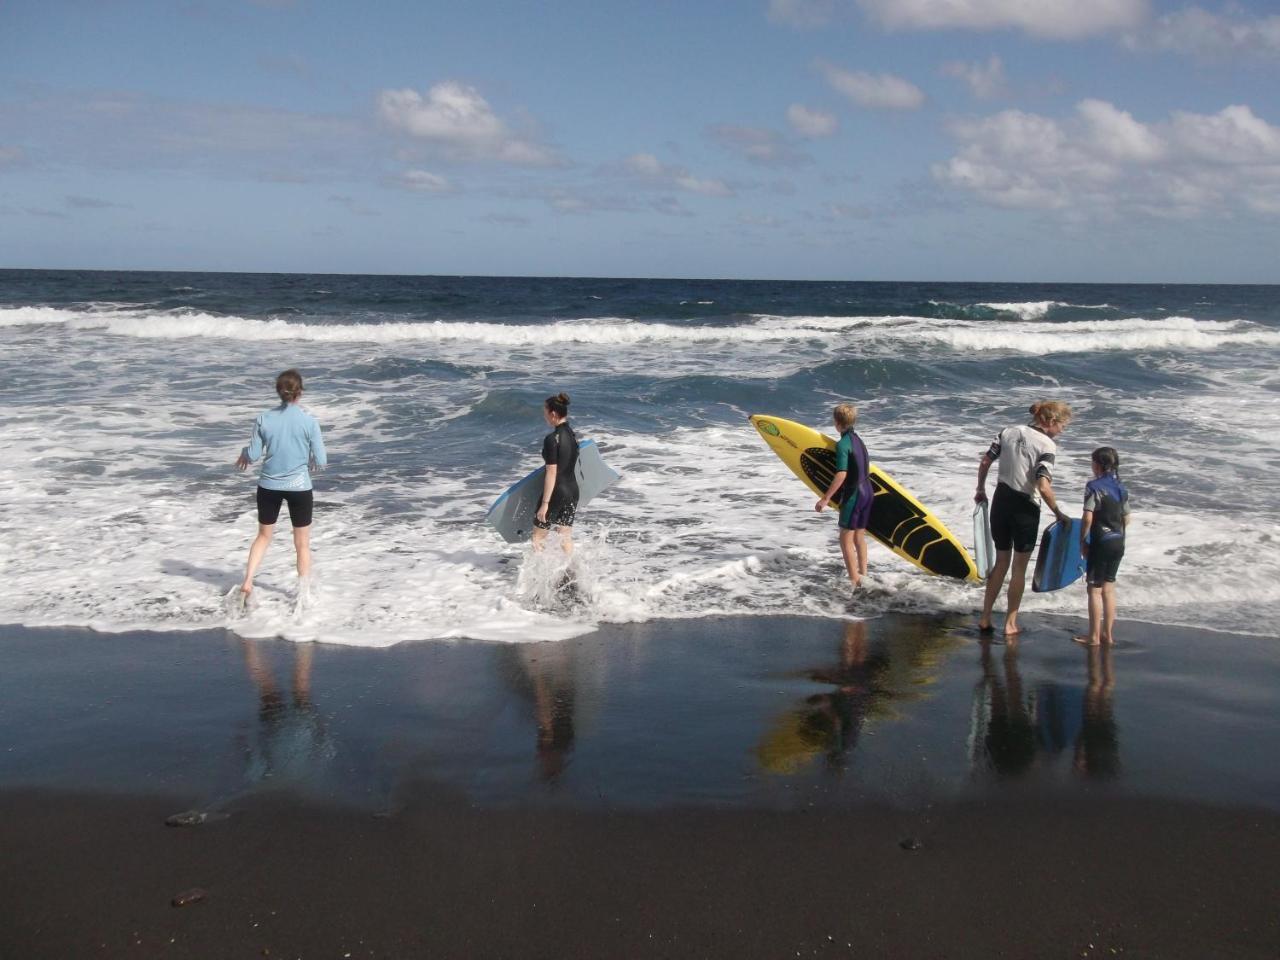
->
xmin=804 ymin=620 xmax=881 ymax=770
xmin=1074 ymin=643 xmax=1120 ymax=778
xmin=971 ymin=640 xmax=1036 ymax=777
xmin=757 ymin=620 xmax=886 ymax=775
xmin=516 ymin=644 xmax=576 ymax=782
xmin=240 ymin=639 xmax=334 ymax=787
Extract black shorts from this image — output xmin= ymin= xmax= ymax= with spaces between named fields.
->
xmin=991 ymin=482 xmax=1040 ymax=553
xmin=256 ymin=487 xmax=314 ymax=528
xmin=534 ymin=489 xmax=578 ymax=530
xmin=1086 ymin=537 xmax=1124 ymax=586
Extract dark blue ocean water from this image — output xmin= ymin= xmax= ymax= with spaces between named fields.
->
xmin=1 ymin=269 xmax=1278 ymax=642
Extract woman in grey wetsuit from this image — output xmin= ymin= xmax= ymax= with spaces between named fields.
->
xmin=533 ymin=392 xmax=579 ymax=554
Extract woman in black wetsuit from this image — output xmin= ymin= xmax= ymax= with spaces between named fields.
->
xmin=533 ymin=392 xmax=579 ymax=554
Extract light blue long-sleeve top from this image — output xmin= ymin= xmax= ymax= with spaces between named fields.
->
xmin=242 ymin=403 xmax=327 ymax=491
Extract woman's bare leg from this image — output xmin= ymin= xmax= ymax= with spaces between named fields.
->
xmin=556 ymin=525 xmax=573 ymax=555
xmin=980 ymin=549 xmax=1012 ymax=630
xmin=1003 ymin=550 xmax=1033 ymax=636
xmin=241 ymin=523 xmax=275 ymax=595
xmin=292 ymin=524 xmax=312 ymax=580
xmin=854 ymin=529 xmax=868 ymax=577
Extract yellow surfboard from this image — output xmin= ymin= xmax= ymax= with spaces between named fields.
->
xmin=750 ymin=415 xmax=978 ymax=582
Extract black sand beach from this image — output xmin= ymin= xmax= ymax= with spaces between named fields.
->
xmin=2 ymin=614 xmax=1278 ymax=958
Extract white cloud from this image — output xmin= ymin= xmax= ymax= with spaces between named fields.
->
xmin=377 ymin=82 xmax=559 ymax=167
xmin=787 ymin=104 xmax=838 ymax=137
xmin=818 ymin=61 xmax=924 ymax=110
xmin=621 ymin=153 xmax=734 ymax=196
xmin=1077 ymin=98 xmax=1166 ymax=162
xmin=940 ymin=56 xmax=1006 ymax=99
xmin=934 ymin=99 xmax=1280 ymax=217
xmin=390 ymin=169 xmax=456 ymax=193
xmin=1169 ymin=104 xmax=1280 ymax=163
xmin=708 ymin=124 xmax=812 ymax=167
xmin=1132 ymin=6 xmax=1280 ymax=58
xmin=857 ymin=0 xmax=1147 ymax=39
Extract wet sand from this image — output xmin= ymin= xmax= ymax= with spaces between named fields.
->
xmin=1 ymin=613 xmax=1278 ymax=958
xmin=4 ymin=786 xmax=1278 ymax=959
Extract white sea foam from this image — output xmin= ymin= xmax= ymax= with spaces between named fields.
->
xmin=2 ymin=305 xmax=1273 ymax=362
xmin=977 ymin=301 xmax=1113 ymax=319
xmin=1 ymin=300 xmax=1278 ymax=644
xmin=978 ymin=300 xmax=1065 ymax=319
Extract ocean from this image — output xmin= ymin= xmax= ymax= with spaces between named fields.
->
xmin=1 ymin=270 xmax=1277 ymax=645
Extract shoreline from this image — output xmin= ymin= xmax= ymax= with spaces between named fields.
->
xmin=2 ymin=612 xmax=1277 ymax=957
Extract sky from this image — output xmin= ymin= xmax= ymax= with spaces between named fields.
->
xmin=1 ymin=0 xmax=1279 ymax=282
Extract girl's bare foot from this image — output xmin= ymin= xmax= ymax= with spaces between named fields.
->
xmin=1073 ymin=635 xmax=1100 ymax=646
xmin=1003 ymin=624 xmax=1022 ymax=637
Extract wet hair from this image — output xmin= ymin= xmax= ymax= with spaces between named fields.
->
xmin=1030 ymin=400 xmax=1073 ymax=428
xmin=833 ymin=403 xmax=857 ymax=431
xmin=1092 ymin=446 xmax=1121 ymax=476
xmin=544 ymin=392 xmax=570 ymax=418
xmin=276 ymin=369 xmax=304 ymax=403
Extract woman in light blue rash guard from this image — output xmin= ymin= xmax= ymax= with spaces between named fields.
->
xmin=234 ymin=369 xmax=327 ymax=601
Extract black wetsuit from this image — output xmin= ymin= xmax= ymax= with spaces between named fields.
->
xmin=536 ymin=421 xmax=579 ymax=528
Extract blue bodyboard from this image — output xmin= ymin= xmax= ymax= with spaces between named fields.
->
xmin=1031 ymin=518 xmax=1086 ymax=593
xmin=485 ymin=439 xmax=619 ymax=544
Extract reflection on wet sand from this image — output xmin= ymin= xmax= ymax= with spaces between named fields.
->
xmin=240 ymin=639 xmax=335 ymax=787
xmin=1075 ymin=644 xmax=1119 ymax=779
xmin=969 ymin=639 xmax=1121 ymax=781
xmin=507 ymin=643 xmax=577 ymax=782
xmin=969 ymin=641 xmax=1036 ymax=777
xmin=756 ymin=619 xmax=960 ymax=775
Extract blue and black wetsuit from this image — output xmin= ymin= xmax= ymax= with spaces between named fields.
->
xmin=1083 ymin=473 xmax=1129 ymax=585
xmin=536 ymin=421 xmax=579 ymax=529
xmin=835 ymin=429 xmax=874 ymax=531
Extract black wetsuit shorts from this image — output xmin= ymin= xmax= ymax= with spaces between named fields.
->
xmin=1086 ymin=537 xmax=1124 ymax=586
xmin=257 ymin=487 xmax=314 ymax=528
xmin=990 ymin=482 xmax=1040 ymax=553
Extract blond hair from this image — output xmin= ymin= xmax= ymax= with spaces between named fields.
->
xmin=1030 ymin=400 xmax=1072 ymax=428
xmin=833 ymin=403 xmax=857 ymax=431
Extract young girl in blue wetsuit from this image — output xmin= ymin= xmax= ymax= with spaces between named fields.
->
xmin=1075 ymin=447 xmax=1130 ymax=647
xmin=815 ymin=404 xmax=874 ymax=589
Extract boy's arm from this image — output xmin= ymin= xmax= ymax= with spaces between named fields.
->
xmin=816 ymin=471 xmax=847 ymax=511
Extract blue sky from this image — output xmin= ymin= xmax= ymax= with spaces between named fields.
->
xmin=2 ymin=0 xmax=1278 ymax=281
